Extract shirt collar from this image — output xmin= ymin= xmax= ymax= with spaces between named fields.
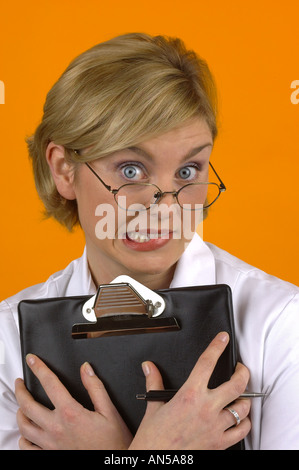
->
xmin=65 ymin=233 xmax=216 ymax=295
xmin=65 ymin=247 xmax=97 ymax=296
xmin=170 ymin=233 xmax=216 ymax=288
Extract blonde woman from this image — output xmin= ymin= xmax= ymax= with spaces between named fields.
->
xmin=0 ymin=33 xmax=298 ymax=450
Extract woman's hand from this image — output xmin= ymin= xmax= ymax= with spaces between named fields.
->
xmin=15 ymin=332 xmax=251 ymax=450
xmin=129 ymin=332 xmax=251 ymax=450
xmin=15 ymin=355 xmax=132 ymax=450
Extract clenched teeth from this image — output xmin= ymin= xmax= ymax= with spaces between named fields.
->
xmin=127 ymin=232 xmax=150 ymax=243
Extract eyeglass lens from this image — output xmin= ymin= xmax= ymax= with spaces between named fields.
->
xmin=114 ymin=182 xmax=220 ymax=211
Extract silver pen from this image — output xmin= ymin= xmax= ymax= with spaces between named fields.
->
xmin=239 ymin=393 xmax=267 ymax=398
xmin=136 ymin=390 xmax=267 ymax=401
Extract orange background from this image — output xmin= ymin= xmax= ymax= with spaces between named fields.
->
xmin=1 ymin=0 xmax=298 ymax=300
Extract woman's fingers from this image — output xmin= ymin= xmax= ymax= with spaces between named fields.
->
xmin=216 ymin=362 xmax=250 ymax=407
xmin=80 ymin=362 xmax=111 ymax=415
xmin=15 ymin=354 xmax=82 ymax=438
xmin=15 ymin=377 xmax=51 ymax=429
xmin=222 ymin=398 xmax=251 ymax=430
xmin=18 ymin=436 xmax=42 ymax=450
xmin=141 ymin=361 xmax=165 ymax=415
xmin=16 ymin=407 xmax=44 ymax=449
xmin=80 ymin=362 xmax=133 ymax=447
xmin=185 ymin=332 xmax=230 ymax=390
xmin=218 ymin=397 xmax=251 ymax=448
xmin=22 ymin=354 xmax=76 ymax=410
xmin=142 ymin=361 xmax=164 ymax=392
xmin=80 ymin=362 xmax=130 ymax=422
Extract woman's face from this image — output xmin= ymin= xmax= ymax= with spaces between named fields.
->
xmin=72 ymin=118 xmax=213 ymax=287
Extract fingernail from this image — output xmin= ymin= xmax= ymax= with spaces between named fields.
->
xmin=218 ymin=332 xmax=229 ymax=343
xmin=83 ymin=362 xmax=95 ymax=377
xmin=26 ymin=354 xmax=35 ymax=367
xmin=142 ymin=362 xmax=150 ymax=377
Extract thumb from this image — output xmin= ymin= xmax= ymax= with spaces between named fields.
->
xmin=142 ymin=361 xmax=165 ymax=415
xmin=80 ymin=362 xmax=117 ymax=416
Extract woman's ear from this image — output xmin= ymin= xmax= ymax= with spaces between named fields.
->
xmin=46 ymin=142 xmax=77 ymax=200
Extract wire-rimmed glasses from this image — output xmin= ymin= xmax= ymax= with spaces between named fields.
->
xmin=73 ymin=150 xmax=226 ymax=211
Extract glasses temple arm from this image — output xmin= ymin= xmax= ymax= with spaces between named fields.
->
xmin=85 ymin=162 xmax=115 ymax=192
xmin=71 ymin=149 xmax=115 ymax=193
xmin=209 ymin=162 xmax=226 ymax=191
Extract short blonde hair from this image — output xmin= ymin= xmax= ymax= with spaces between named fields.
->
xmin=27 ymin=33 xmax=218 ymax=230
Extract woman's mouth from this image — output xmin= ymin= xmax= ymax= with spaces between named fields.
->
xmin=122 ymin=230 xmax=173 ymax=251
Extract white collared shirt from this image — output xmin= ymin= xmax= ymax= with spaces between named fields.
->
xmin=1 ymin=234 xmax=298 ymax=450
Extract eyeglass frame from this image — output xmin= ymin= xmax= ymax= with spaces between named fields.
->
xmin=72 ymin=150 xmax=226 ymax=211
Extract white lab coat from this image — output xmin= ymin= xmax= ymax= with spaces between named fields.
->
xmin=0 ymin=234 xmax=298 ymax=450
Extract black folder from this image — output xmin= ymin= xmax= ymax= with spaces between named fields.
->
xmin=18 ymin=280 xmax=243 ymax=449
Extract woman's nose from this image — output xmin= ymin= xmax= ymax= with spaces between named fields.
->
xmin=156 ymin=190 xmax=178 ymax=206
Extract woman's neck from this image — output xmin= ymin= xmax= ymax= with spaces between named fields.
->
xmin=86 ymin=244 xmax=176 ymax=291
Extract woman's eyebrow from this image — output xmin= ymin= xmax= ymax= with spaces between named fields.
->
xmin=127 ymin=143 xmax=213 ymax=161
xmin=182 ymin=143 xmax=213 ymax=161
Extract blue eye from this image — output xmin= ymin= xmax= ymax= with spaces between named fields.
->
xmin=178 ymin=166 xmax=198 ymax=180
xmin=120 ymin=163 xmax=147 ymax=181
xmin=123 ymin=166 xmax=138 ymax=179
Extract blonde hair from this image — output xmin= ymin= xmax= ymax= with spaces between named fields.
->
xmin=27 ymin=33 xmax=218 ymax=230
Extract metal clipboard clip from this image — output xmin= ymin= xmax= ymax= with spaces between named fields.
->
xmin=72 ymin=275 xmax=180 ymax=339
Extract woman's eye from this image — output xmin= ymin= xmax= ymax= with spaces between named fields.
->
xmin=178 ymin=166 xmax=198 ymax=180
xmin=121 ymin=164 xmax=146 ymax=180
